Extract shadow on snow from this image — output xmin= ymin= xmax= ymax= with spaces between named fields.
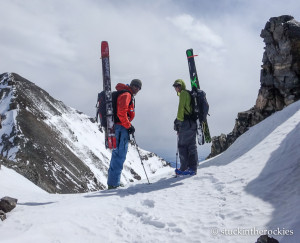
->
xmin=84 ymin=174 xmax=188 ymax=199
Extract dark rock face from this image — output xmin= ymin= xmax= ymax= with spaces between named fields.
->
xmin=209 ymin=15 xmax=300 ymax=158
xmin=259 ymin=15 xmax=300 ymax=109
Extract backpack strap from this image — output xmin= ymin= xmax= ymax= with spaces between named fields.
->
xmin=184 ymin=90 xmax=193 ymax=115
xmin=113 ymin=90 xmax=135 ymax=123
xmin=184 ymin=90 xmax=197 ymax=121
xmin=116 ymin=90 xmax=134 ymax=106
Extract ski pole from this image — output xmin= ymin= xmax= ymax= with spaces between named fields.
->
xmin=176 ymin=134 xmax=179 ymax=170
xmin=132 ymin=134 xmax=150 ymax=184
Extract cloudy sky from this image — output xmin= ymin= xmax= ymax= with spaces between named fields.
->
xmin=1 ymin=0 xmax=300 ymax=161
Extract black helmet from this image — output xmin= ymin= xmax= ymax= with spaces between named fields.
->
xmin=130 ymin=79 xmax=142 ymax=90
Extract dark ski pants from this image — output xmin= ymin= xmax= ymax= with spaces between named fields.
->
xmin=107 ymin=124 xmax=129 ymax=187
xmin=178 ymin=120 xmax=198 ymax=171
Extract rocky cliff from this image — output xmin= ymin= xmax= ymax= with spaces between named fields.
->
xmin=209 ymin=15 xmax=300 ymax=158
xmin=0 ymin=73 xmax=171 ymax=193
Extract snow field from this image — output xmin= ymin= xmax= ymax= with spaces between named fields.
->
xmin=0 ymin=100 xmax=300 ymax=242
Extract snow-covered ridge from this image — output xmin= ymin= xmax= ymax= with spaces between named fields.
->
xmin=0 ymin=73 xmax=19 ymax=160
xmin=0 ymin=72 xmax=172 ymax=193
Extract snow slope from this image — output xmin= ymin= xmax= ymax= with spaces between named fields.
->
xmin=0 ymin=100 xmax=299 ymax=243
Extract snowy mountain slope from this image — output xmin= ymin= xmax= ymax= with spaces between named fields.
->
xmin=0 ymin=100 xmax=299 ymax=242
xmin=0 ymin=72 xmax=172 ymax=193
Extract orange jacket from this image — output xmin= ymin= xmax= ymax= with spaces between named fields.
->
xmin=115 ymin=83 xmax=135 ymax=129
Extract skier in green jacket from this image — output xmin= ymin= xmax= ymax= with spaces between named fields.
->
xmin=173 ymin=79 xmax=198 ymax=175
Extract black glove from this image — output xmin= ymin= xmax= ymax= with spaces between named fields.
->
xmin=174 ymin=119 xmax=182 ymax=132
xmin=128 ymin=125 xmax=135 ymax=134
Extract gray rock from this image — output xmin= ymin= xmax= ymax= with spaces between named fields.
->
xmin=0 ymin=210 xmax=6 ymax=221
xmin=0 ymin=196 xmax=18 ymax=213
xmin=255 ymin=234 xmax=279 ymax=243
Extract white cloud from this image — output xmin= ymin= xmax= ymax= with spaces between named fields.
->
xmin=167 ymin=14 xmax=224 ymax=48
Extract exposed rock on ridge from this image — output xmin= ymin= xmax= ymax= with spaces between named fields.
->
xmin=209 ymin=15 xmax=300 ymax=158
xmin=0 ymin=73 xmax=170 ymax=193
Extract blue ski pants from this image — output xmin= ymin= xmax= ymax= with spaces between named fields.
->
xmin=107 ymin=124 xmax=129 ymax=187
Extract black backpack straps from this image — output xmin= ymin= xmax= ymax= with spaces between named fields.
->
xmin=117 ymin=89 xmax=133 ymax=106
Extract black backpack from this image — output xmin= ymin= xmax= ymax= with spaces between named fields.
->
xmin=186 ymin=89 xmax=209 ymax=123
xmin=96 ymin=90 xmax=133 ymax=128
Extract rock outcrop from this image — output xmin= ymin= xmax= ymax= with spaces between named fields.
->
xmin=0 ymin=196 xmax=18 ymax=213
xmin=209 ymin=15 xmax=300 ymax=158
xmin=0 ymin=196 xmax=18 ymax=221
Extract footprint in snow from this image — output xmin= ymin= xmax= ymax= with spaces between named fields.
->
xmin=125 ymin=207 xmax=182 ymax=232
xmin=126 ymin=207 xmax=165 ymax=228
xmin=141 ymin=199 xmax=155 ymax=208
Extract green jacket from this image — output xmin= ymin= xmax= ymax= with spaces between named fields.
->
xmin=176 ymin=79 xmax=192 ymax=121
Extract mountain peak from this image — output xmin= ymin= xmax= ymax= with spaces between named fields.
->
xmin=0 ymin=73 xmax=171 ymax=193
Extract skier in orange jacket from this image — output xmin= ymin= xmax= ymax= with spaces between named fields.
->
xmin=107 ymin=79 xmax=142 ymax=189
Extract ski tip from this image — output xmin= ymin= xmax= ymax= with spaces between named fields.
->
xmin=101 ymin=41 xmax=109 ymax=57
xmin=186 ymin=49 xmax=195 ymax=58
xmin=186 ymin=48 xmax=193 ymax=54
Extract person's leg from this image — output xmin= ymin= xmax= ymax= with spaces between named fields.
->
xmin=187 ymin=121 xmax=198 ymax=172
xmin=178 ymin=120 xmax=190 ymax=171
xmin=107 ymin=125 xmax=129 ymax=187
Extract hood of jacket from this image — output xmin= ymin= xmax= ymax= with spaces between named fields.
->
xmin=115 ymin=83 xmax=133 ymax=93
xmin=175 ymin=79 xmax=186 ymax=90
xmin=173 ymin=79 xmax=187 ymax=96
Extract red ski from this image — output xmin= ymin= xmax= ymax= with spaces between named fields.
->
xmin=101 ymin=41 xmax=116 ymax=149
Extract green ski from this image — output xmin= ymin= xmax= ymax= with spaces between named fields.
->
xmin=186 ymin=48 xmax=211 ymax=144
